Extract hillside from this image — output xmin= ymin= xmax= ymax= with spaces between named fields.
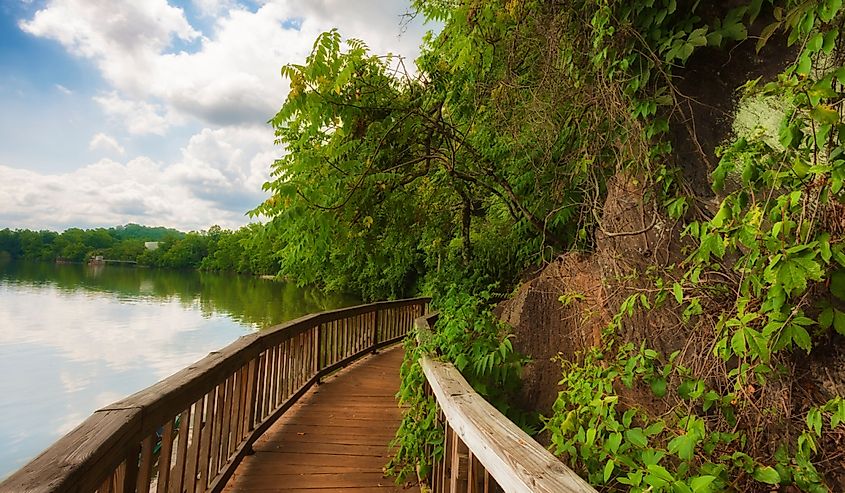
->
xmin=248 ymin=1 xmax=845 ymax=491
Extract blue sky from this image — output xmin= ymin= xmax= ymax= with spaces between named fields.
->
xmin=0 ymin=0 xmax=430 ymax=231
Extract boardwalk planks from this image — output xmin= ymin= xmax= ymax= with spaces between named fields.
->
xmin=223 ymin=347 xmax=417 ymax=493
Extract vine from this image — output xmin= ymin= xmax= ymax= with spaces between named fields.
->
xmin=387 ymin=289 xmax=527 ymax=483
xmin=541 ymin=0 xmax=845 ymax=490
xmin=254 ymin=0 xmax=845 ymax=489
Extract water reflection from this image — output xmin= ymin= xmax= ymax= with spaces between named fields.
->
xmin=0 ymin=261 xmax=357 ymax=328
xmin=0 ymin=261 xmax=358 ymax=479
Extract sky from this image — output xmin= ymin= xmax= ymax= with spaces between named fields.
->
xmin=0 ymin=0 xmax=431 ymax=231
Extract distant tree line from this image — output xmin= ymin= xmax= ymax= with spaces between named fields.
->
xmin=0 ymin=223 xmax=281 ymax=275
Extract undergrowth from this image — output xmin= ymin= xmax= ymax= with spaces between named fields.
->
xmin=386 ymin=0 xmax=845 ymax=491
xmin=386 ymin=289 xmax=529 ymax=482
xmin=544 ymin=334 xmax=845 ymax=492
xmin=254 ymin=0 xmax=845 ymax=489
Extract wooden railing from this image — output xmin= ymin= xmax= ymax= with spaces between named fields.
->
xmin=1 ymin=298 xmax=429 ymax=493
xmin=416 ymin=314 xmax=596 ymax=493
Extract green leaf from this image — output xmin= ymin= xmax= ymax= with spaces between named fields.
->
xmin=820 ymin=234 xmax=833 ymax=263
xmin=688 ymin=27 xmax=709 ymax=47
xmin=623 ymin=409 xmax=636 ymax=428
xmin=647 ymin=464 xmax=675 ymax=483
xmin=699 ymin=233 xmax=725 ymax=262
xmin=645 ymin=421 xmax=666 ymax=436
xmin=586 ymin=427 xmax=597 ymax=446
xmin=690 ymin=475 xmax=717 ymax=492
xmin=680 ymin=42 xmax=695 ymax=61
xmin=651 ymin=377 xmax=668 ymax=397
xmin=711 ymin=201 xmax=731 ymax=228
xmin=757 ymin=22 xmax=779 ymax=52
xmin=673 ymin=282 xmax=684 ymax=303
xmin=834 ymin=309 xmax=845 ymax=335
xmin=823 ymin=29 xmax=839 ymax=54
xmin=626 ymin=428 xmax=648 ymax=448
xmin=773 ymin=256 xmax=822 ymax=296
xmin=807 ymin=408 xmax=823 ymax=435
xmin=731 ymin=329 xmax=747 ymax=356
xmin=706 ymin=31 xmax=723 ymax=46
xmin=819 ymin=307 xmax=835 ymax=329
xmin=796 ymin=54 xmax=812 ymax=76
xmin=752 ymin=465 xmax=781 ymax=484
xmin=790 ymin=324 xmax=812 ymax=352
xmin=605 ymin=432 xmax=622 ymax=453
xmin=779 ymin=122 xmax=802 ymax=149
xmin=666 ymin=197 xmax=688 ymax=219
xmin=810 ymin=104 xmax=840 ymax=125
xmin=668 ymin=433 xmax=697 ymax=461
xmin=831 ymin=269 xmax=845 ymax=300
xmin=820 ymin=0 xmax=843 ymax=22
xmin=673 ymin=481 xmax=693 ymax=493
xmin=618 ymin=471 xmax=643 ymax=486
xmin=720 ymin=16 xmax=747 ymax=41
xmin=807 ymin=33 xmax=824 ymax=53
xmin=603 ymin=459 xmax=615 ymax=482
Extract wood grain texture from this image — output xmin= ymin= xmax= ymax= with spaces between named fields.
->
xmin=223 ymin=347 xmax=418 ymax=493
xmin=420 ymin=355 xmax=595 ymax=493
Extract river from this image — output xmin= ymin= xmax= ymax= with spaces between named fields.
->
xmin=0 ymin=261 xmax=358 ymax=479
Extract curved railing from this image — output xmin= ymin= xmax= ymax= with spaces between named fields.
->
xmin=415 ymin=313 xmax=596 ymax=493
xmin=1 ymin=298 xmax=429 ymax=493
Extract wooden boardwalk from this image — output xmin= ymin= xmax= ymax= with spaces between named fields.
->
xmin=224 ymin=346 xmax=418 ymax=493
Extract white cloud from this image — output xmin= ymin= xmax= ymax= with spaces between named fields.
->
xmin=193 ymin=0 xmax=238 ymax=17
xmin=20 ymin=0 xmax=200 ymax=94
xmin=93 ymin=92 xmax=176 ymax=135
xmin=88 ymin=132 xmax=125 ymax=155
xmin=0 ymin=125 xmax=275 ymax=231
xmin=54 ymin=84 xmax=72 ymax=95
xmin=20 ymin=1 xmax=428 ymax=131
xmin=10 ymin=0 xmax=430 ymax=229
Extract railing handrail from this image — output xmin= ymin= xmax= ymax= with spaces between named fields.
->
xmin=1 ymin=297 xmax=429 ymax=493
xmin=416 ymin=313 xmax=596 ymax=493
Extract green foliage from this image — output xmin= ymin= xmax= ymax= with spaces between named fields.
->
xmin=108 ymin=223 xmax=184 ymax=241
xmin=387 ymin=290 xmax=528 ymax=483
xmin=543 ymin=340 xmax=845 ymax=492
xmin=544 ymin=343 xmax=732 ymax=492
xmin=255 ymin=0 xmax=648 ymax=299
xmin=245 ymin=0 xmax=845 ymax=489
xmin=386 ymin=337 xmax=444 ymax=482
xmin=666 ymin=0 xmax=845 ymax=395
xmin=0 ymin=223 xmax=279 ymax=276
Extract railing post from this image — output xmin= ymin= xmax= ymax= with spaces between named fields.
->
xmin=247 ymin=355 xmax=261 ymax=433
xmin=316 ymin=323 xmax=324 ymax=384
xmin=450 ymin=429 xmax=469 ymax=493
xmin=371 ymin=308 xmax=380 ymax=354
xmin=122 ymin=444 xmax=141 ymax=493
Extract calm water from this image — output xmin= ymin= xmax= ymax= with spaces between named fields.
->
xmin=0 ymin=261 xmax=358 ymax=479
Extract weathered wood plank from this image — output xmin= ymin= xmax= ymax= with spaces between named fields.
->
xmin=0 ymin=408 xmax=139 ymax=493
xmin=168 ymin=408 xmax=191 ymax=493
xmin=223 ymin=347 xmax=418 ymax=493
xmin=209 ymin=382 xmax=225 ymax=481
xmin=420 ymin=356 xmax=595 ymax=493
xmin=136 ymin=435 xmax=154 ymax=493
xmin=185 ymin=398 xmax=205 ymax=493
xmin=255 ymin=351 xmax=267 ymax=422
xmin=157 ymin=418 xmax=175 ymax=492
xmin=220 ymin=373 xmax=234 ymax=466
